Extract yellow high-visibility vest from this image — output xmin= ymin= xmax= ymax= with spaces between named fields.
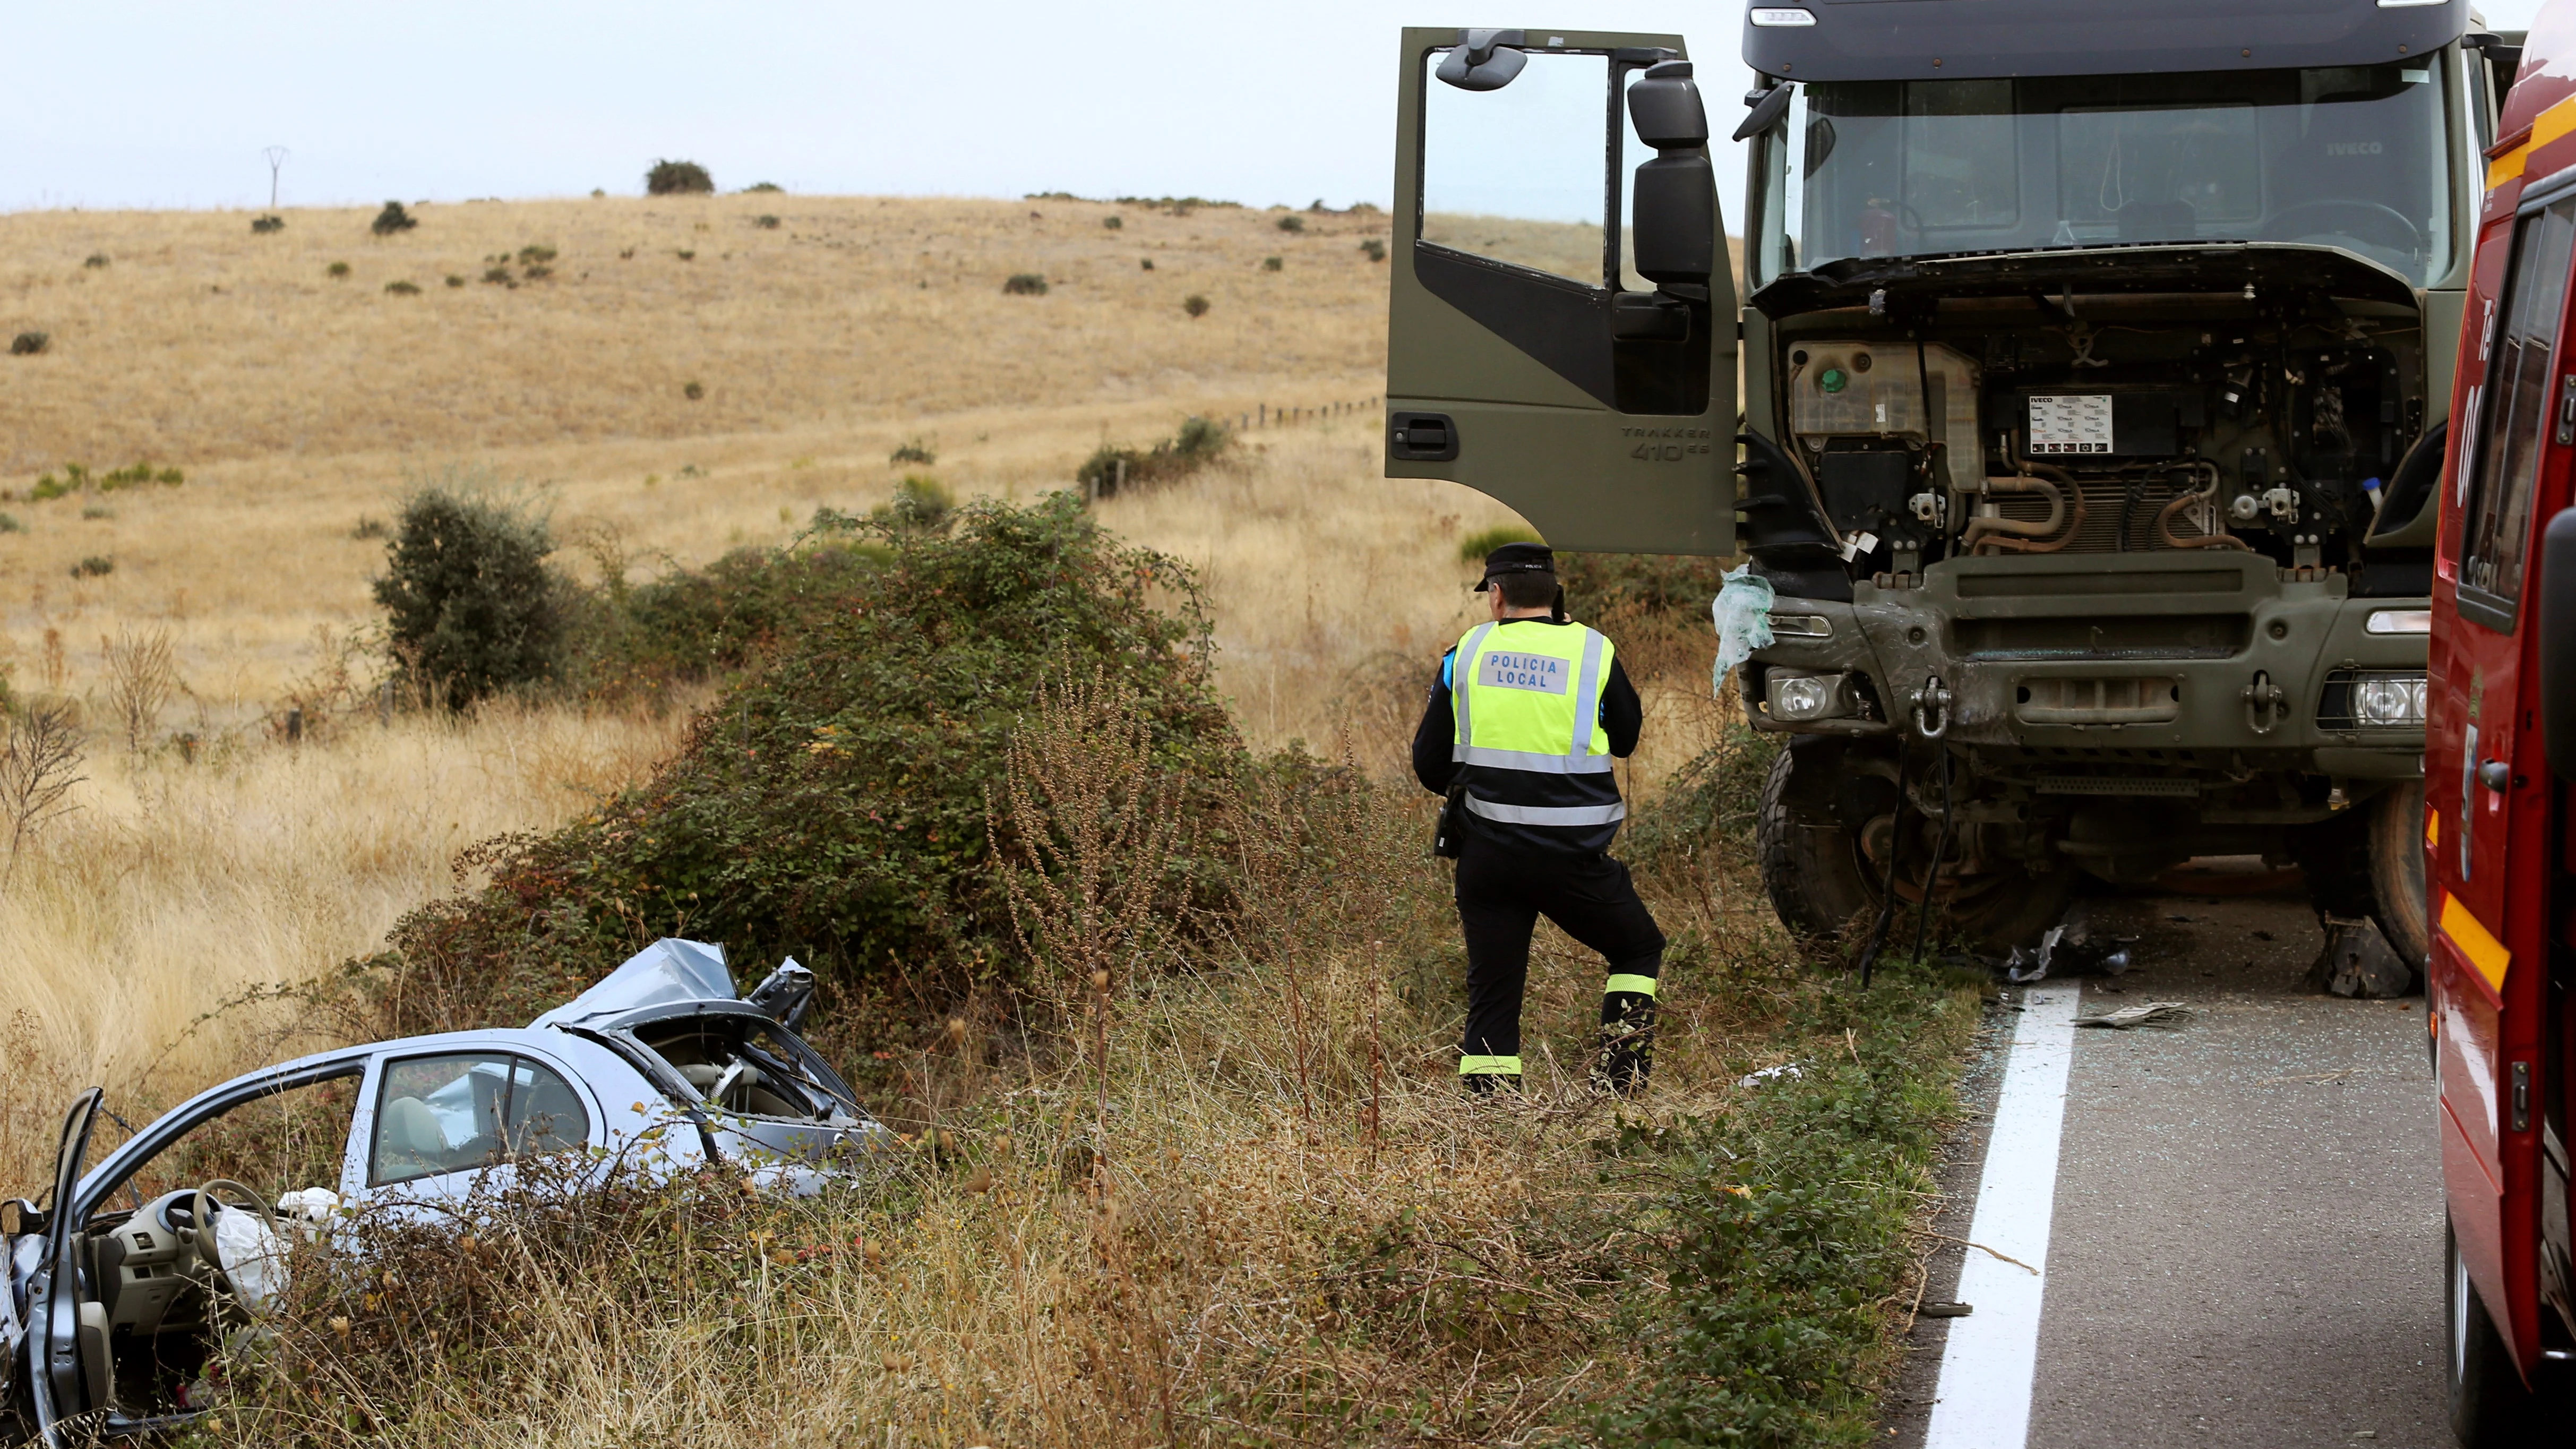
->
xmin=1449 ymin=619 xmax=1625 ymax=837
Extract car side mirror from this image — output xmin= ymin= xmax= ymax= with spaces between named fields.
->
xmin=0 ymin=1198 xmax=41 ymax=1237
xmin=1629 ymin=61 xmax=1715 ymax=289
xmin=2542 ymin=509 xmax=2576 ymax=781
xmin=1436 ymin=29 xmax=1527 ymax=91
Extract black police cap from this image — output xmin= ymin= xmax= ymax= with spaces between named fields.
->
xmin=1473 ymin=541 xmax=1556 ymax=592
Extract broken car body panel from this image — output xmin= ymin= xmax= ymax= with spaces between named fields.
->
xmin=7 ymin=939 xmax=886 ymax=1444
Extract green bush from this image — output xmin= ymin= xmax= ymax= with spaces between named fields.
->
xmin=372 ymin=487 xmax=566 ymax=711
xmin=1360 ymin=237 xmax=1387 ymax=261
xmin=517 ymin=244 xmax=557 ymax=264
xmin=646 ymin=159 xmax=714 ymax=195
xmin=445 ymin=275 xmax=466 ymax=288
xmin=1559 ymin=551 xmax=1731 ymax=621
xmin=683 ymin=381 xmax=705 ymax=400
xmin=383 ymin=280 xmax=420 ymax=296
xmin=1002 ymin=273 xmax=1049 ymax=296
xmin=70 ymin=556 xmax=111 ymax=578
xmin=1076 ymin=416 xmax=1231 ymax=497
xmin=371 ymin=201 xmax=418 ymax=236
xmin=1182 ymin=293 xmax=1208 ymax=318
xmin=887 ymin=438 xmax=936 ymax=466
xmin=1101 ymin=214 xmax=1123 ymax=230
xmin=362 ymin=493 xmax=1239 ymax=1035
xmin=754 ymin=214 xmax=780 ymax=229
xmin=742 ymin=181 xmax=783 ymax=194
xmin=871 ymin=475 xmax=952 ymax=536
xmin=480 ymin=266 xmax=514 ymax=286
xmin=327 ymin=261 xmax=351 ymax=279
xmin=1456 ymin=523 xmax=1543 ymax=563
xmin=251 ymin=215 xmax=285 ymax=235
xmin=82 ymin=253 xmax=109 ymax=270
xmin=1261 ymin=255 xmax=1283 ymax=272
xmin=29 ymin=462 xmax=182 ymax=501
xmin=10 ymin=332 xmax=48 ymax=356
xmin=0 ymin=513 xmax=21 ymax=534
xmin=1275 ymin=215 xmax=1304 ymax=233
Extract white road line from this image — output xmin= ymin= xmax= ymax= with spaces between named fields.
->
xmin=1924 ymin=983 xmax=2081 ymax=1449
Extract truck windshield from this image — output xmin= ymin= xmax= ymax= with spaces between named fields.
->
xmin=1750 ymin=59 xmax=2455 ymax=287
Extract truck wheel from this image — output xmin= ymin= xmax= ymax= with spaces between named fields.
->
xmin=2369 ymin=779 xmax=2430 ymax=977
xmin=1756 ymin=744 xmax=2074 ymax=950
xmin=1757 ymin=744 xmax=1879 ymax=939
xmin=2448 ymin=1217 xmax=2541 ymax=1446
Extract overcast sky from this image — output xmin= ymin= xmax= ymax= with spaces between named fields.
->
xmin=4 ymin=1 xmax=2547 ymax=218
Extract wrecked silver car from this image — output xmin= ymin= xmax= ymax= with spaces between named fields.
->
xmin=3 ymin=939 xmax=885 ymax=1442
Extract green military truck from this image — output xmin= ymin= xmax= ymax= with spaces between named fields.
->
xmin=1384 ymin=6 xmax=2521 ymax=958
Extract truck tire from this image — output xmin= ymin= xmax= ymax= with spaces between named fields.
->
xmin=1756 ymin=744 xmax=2074 ymax=951
xmin=2369 ymin=779 xmax=2431 ymax=976
xmin=2448 ymin=1217 xmax=2544 ymax=1446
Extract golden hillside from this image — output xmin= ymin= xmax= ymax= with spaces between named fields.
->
xmin=1 ymin=192 xmax=1389 ymax=467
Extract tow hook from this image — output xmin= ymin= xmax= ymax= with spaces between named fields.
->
xmin=2242 ymin=670 xmax=2287 ymax=734
xmin=1911 ymin=675 xmax=1953 ymax=740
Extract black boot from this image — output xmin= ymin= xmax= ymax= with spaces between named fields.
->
xmin=1592 ymin=1002 xmax=1655 ymax=1096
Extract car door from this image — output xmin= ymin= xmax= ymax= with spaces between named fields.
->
xmin=2432 ymin=185 xmax=2576 ymax=1351
xmin=1386 ymin=27 xmax=1736 ymax=555
xmin=354 ymin=1047 xmax=600 ymax=1216
xmin=27 ymin=1090 xmax=102 ymax=1443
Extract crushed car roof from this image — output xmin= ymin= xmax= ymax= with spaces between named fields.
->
xmin=529 ymin=938 xmax=739 ymax=1029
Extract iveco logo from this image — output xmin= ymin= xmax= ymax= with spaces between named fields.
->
xmin=2326 ymin=142 xmax=2385 ymax=157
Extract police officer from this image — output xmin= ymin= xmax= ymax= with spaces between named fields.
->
xmin=1414 ymin=543 xmax=1665 ymax=1095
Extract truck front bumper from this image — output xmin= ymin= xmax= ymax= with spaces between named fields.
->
xmin=1747 ymin=553 xmax=2425 ymax=778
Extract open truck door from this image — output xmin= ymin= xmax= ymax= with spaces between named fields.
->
xmin=1386 ymin=27 xmax=1736 ymax=555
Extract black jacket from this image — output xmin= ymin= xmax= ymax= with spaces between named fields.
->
xmin=1413 ymin=617 xmax=1643 ymax=855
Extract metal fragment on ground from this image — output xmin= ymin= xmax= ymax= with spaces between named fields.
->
xmin=2073 ymin=1001 xmax=2191 ymax=1030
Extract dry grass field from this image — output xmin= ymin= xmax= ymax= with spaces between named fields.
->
xmin=0 ymin=192 xmax=1560 ymax=1181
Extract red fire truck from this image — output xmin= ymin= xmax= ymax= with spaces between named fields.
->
xmin=2432 ymin=7 xmax=2576 ymax=1442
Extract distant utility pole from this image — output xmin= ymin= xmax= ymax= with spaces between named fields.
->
xmin=262 ymin=147 xmax=289 ymax=209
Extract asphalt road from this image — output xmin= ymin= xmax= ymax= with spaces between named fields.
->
xmin=1883 ymin=863 xmax=2451 ymax=1448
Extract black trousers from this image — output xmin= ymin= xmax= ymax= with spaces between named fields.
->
xmin=1454 ymin=830 xmax=1666 ymax=1074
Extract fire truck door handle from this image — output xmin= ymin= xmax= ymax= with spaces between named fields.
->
xmin=2479 ymin=759 xmax=2511 ymax=792
xmin=2559 ymin=376 xmax=2576 ymax=445
xmin=2512 ymin=1060 xmax=2531 ymax=1133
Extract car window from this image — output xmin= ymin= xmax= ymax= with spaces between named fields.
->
xmin=100 ymin=1071 xmax=362 ymax=1213
xmin=2461 ymin=197 xmax=2576 ymax=616
xmin=370 ymin=1052 xmax=591 ymax=1186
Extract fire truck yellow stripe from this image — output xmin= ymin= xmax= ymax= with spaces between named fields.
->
xmin=2489 ymin=92 xmax=2576 ymax=191
xmin=2439 ymin=891 xmax=2511 ymax=993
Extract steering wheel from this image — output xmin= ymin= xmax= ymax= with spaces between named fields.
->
xmin=2257 ymin=200 xmax=2424 ymax=255
xmin=189 ymin=1178 xmax=277 ymax=1276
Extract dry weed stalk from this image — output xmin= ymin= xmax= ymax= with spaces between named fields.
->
xmin=101 ymin=624 xmax=179 ymax=751
xmin=0 ymin=705 xmax=83 ymax=885
xmin=992 ymin=667 xmax=1183 ymax=1129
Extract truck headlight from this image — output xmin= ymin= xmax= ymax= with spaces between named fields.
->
xmin=2351 ymin=672 xmax=2427 ymax=727
xmin=1767 ymin=671 xmax=1853 ymax=722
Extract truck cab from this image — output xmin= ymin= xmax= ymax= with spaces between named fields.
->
xmin=1385 ymin=4 xmax=2512 ymax=955
xmin=2427 ymin=4 xmax=2576 ymax=1441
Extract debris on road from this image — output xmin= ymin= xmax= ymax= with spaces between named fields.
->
xmin=2254 ymin=1068 xmax=2358 ymax=1086
xmin=1918 ymin=1301 xmax=1973 ymax=1317
xmin=2004 ymin=905 xmax=2137 ymax=982
xmin=2309 ymin=915 xmax=2416 ymax=998
xmin=1736 ymin=1062 xmax=1805 ymax=1088
xmin=2074 ymin=1001 xmax=2191 ymax=1030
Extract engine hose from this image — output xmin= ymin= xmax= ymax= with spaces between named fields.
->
xmin=1972 ymin=471 xmax=2088 ymax=554
xmin=1960 ymin=473 xmax=2066 ymax=547
xmin=2155 ymin=459 xmax=2253 ymax=551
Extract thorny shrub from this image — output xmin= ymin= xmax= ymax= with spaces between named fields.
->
xmin=355 ymin=494 xmax=1242 ymax=1050
xmin=372 ymin=486 xmax=565 ymax=711
xmin=1075 ymin=415 xmax=1230 ymax=498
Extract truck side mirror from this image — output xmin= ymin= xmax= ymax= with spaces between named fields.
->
xmin=1435 ymin=29 xmax=1527 ymax=91
xmin=2543 ymin=509 xmax=2576 ymax=781
xmin=1629 ymin=61 xmax=1715 ymax=287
